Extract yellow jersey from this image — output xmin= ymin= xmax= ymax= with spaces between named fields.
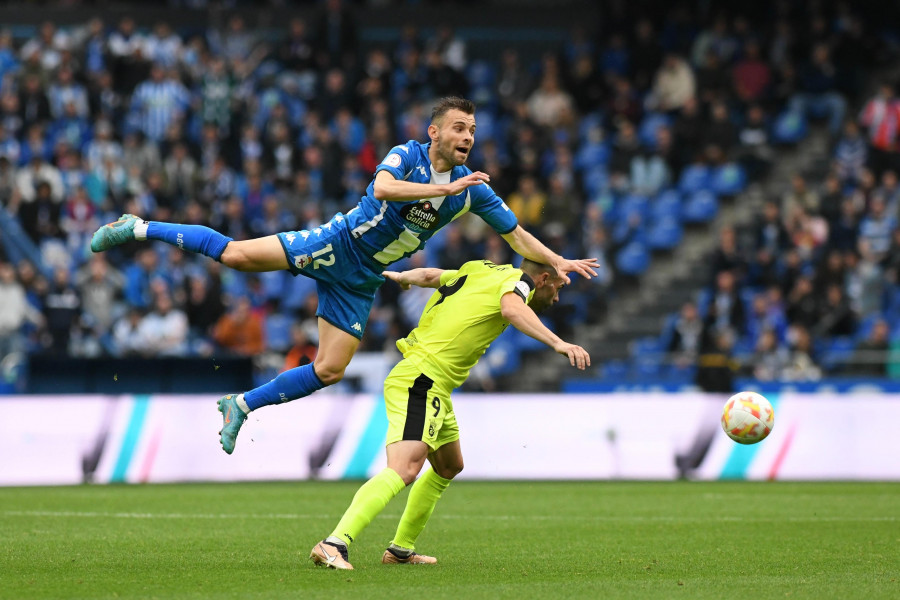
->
xmin=396 ymin=260 xmax=535 ymax=389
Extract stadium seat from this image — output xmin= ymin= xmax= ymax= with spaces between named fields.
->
xmin=282 ymin=275 xmax=317 ymax=311
xmin=772 ymin=110 xmax=809 ymax=145
xmin=647 ymin=216 xmax=683 ymax=250
xmin=651 ymin=189 xmax=681 ymax=224
xmin=615 ymin=241 xmax=650 ymax=276
xmin=575 ymin=140 xmax=611 ymax=171
xmin=855 ymin=313 xmax=885 ymax=341
xmin=710 ymin=163 xmax=747 ymax=196
xmin=264 ymin=313 xmax=293 ymax=353
xmin=677 ymin=164 xmax=711 ymax=194
xmin=819 ymin=336 xmax=856 ymax=373
xmin=582 ymin=166 xmax=610 ymax=196
xmin=637 ymin=112 xmax=672 ymax=149
xmin=681 ymin=190 xmax=718 ymax=223
xmin=630 ymin=336 xmax=663 ymax=358
xmin=602 ymin=359 xmax=629 ymax=380
xmin=617 ymin=194 xmax=651 ymax=224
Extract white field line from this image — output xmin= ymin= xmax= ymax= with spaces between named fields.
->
xmin=1 ymin=510 xmax=896 ymax=523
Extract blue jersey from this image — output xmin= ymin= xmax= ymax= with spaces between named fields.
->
xmin=344 ymin=140 xmax=518 ymax=266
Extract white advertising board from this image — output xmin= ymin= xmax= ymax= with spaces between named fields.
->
xmin=2 ymin=393 xmax=899 ymax=485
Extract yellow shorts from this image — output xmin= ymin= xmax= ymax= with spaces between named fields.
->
xmin=384 ymin=359 xmax=459 ymax=452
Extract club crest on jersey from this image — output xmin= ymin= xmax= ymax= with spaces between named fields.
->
xmin=294 ymin=254 xmax=312 ymax=269
xmin=382 ymin=153 xmax=402 ymax=168
xmin=400 ymin=201 xmax=439 ymax=233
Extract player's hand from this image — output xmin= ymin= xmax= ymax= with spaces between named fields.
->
xmin=383 ymin=270 xmax=410 ymax=290
xmin=445 ymin=172 xmax=490 ymax=196
xmin=555 ymin=257 xmax=600 ymax=284
xmin=553 ymin=342 xmax=591 ymax=370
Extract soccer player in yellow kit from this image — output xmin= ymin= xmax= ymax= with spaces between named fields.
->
xmin=310 ymin=258 xmax=590 ymax=570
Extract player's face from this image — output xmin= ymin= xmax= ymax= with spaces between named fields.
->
xmin=434 ymin=109 xmax=476 ymax=166
xmin=529 ymin=276 xmax=565 ymax=313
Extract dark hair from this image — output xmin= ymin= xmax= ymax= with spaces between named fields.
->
xmin=520 ymin=258 xmax=559 ymax=280
xmin=431 ymin=96 xmax=475 ymax=124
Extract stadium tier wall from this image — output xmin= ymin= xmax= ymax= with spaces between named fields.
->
xmin=4 ymin=392 xmax=899 ymax=485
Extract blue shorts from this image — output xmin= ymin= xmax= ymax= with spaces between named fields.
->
xmin=276 ymin=215 xmax=385 ymax=339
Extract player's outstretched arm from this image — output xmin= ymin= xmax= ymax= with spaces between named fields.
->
xmin=499 ymin=293 xmax=591 ymax=370
xmin=373 ymin=170 xmax=490 ymax=202
xmin=500 ymin=226 xmax=599 ymax=283
xmin=384 ymin=268 xmax=445 ymax=290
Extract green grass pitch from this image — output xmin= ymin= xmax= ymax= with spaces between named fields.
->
xmin=2 ymin=481 xmax=898 ymax=599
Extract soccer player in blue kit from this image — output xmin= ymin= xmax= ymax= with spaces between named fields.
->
xmin=90 ymin=97 xmax=599 ymax=454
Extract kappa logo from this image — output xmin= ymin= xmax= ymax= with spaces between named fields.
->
xmin=351 ymin=322 xmax=362 ymax=332
xmin=294 ymin=254 xmax=312 ymax=269
xmin=334 ymin=215 xmax=343 ymax=223
xmin=313 ymin=227 xmax=322 ymax=236
xmin=416 ymin=165 xmax=427 ymax=177
xmin=285 ymin=233 xmax=296 ymax=245
xmin=301 ymin=231 xmax=310 ymax=240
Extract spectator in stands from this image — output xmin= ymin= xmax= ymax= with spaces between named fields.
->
xmin=858 ymin=195 xmax=896 ymax=262
xmin=882 ymin=227 xmax=900 ymax=285
xmin=846 ymin=241 xmax=884 ymax=318
xmin=781 ymin=324 xmax=821 ymax=381
xmin=671 ymin=96 xmax=704 ymax=163
xmin=668 ymin=301 xmax=703 ymax=365
xmin=812 ymin=283 xmax=856 ymax=338
xmin=74 ymin=254 xmax=123 ymax=333
xmin=185 ymin=272 xmax=224 ymax=339
xmin=706 ymin=269 xmax=745 ymax=338
xmin=710 ymin=226 xmax=745 ymax=282
xmin=647 ymin=52 xmax=696 ymax=113
xmin=212 ymin=296 xmax=264 ymax=357
xmin=695 ymin=328 xmax=737 ymax=394
xmin=858 ymin=81 xmax=900 ymax=176
xmin=702 ymin=101 xmax=737 ymax=154
xmin=733 ymin=39 xmax=771 ymax=106
xmin=41 ymin=267 xmax=80 ymax=356
xmin=112 ymin=306 xmax=144 ymax=356
xmin=137 ymin=290 xmax=187 ymax=356
xmin=526 ymin=71 xmax=575 ymax=129
xmin=782 ymin=173 xmax=819 ymax=216
xmin=833 ymin=120 xmax=868 ymax=184
xmin=283 ymin=321 xmax=318 ymax=371
xmin=129 ymin=65 xmax=190 ymax=142
xmin=0 ymin=262 xmax=36 ymax=360
xmin=17 ymin=180 xmax=62 ymax=244
xmin=790 ymin=43 xmax=847 ymax=136
xmin=751 ymin=329 xmax=790 ymax=381
xmin=630 ymin=19 xmax=662 ymax=92
xmin=852 ymin=319 xmax=889 ymax=376
xmin=737 ymin=104 xmax=774 ymax=181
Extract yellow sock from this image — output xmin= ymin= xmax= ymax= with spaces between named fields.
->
xmin=391 ymin=467 xmax=451 ymax=550
xmin=330 ymin=468 xmax=406 ymax=546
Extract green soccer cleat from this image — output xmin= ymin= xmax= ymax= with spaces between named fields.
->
xmin=90 ymin=214 xmax=142 ymax=253
xmin=217 ymin=394 xmax=247 ymax=455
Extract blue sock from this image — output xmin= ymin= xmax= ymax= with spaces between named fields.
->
xmin=146 ymin=222 xmax=233 ymax=261
xmin=244 ymin=363 xmax=327 ymax=410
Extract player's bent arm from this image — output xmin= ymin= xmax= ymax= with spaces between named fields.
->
xmin=384 ymin=268 xmax=445 ymax=289
xmin=499 ymin=293 xmax=591 ymax=370
xmin=501 ymin=225 xmax=600 ymax=283
xmin=372 ymin=170 xmax=490 ymax=202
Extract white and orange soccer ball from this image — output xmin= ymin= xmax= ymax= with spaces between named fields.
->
xmin=721 ymin=391 xmax=774 ymax=445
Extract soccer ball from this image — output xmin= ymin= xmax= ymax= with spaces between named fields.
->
xmin=721 ymin=391 xmax=774 ymax=445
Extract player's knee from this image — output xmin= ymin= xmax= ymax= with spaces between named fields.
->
xmin=313 ymin=362 xmax=345 ymax=385
xmin=436 ymin=461 xmax=463 ymax=480
xmin=397 ymin=468 xmax=418 ymax=486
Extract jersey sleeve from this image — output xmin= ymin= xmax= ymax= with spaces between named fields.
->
xmin=439 ymin=269 xmax=459 ymax=286
xmin=497 ymin=269 xmax=535 ymax=304
xmin=468 ymin=182 xmax=518 ymax=234
xmin=374 ymin=144 xmax=415 ymax=181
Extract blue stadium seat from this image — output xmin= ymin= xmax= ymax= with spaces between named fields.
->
xmin=772 ymin=110 xmax=809 ymax=145
xmin=615 ymin=241 xmax=651 ymax=276
xmin=681 ymin=190 xmax=718 ymax=223
xmin=677 ymin=164 xmax=711 ymax=194
xmin=651 ymin=189 xmax=681 ymax=224
xmin=264 ymin=313 xmax=293 ymax=353
xmin=711 ymin=163 xmax=747 ymax=196
xmin=631 ymin=336 xmax=663 ymax=358
xmin=282 ymin=275 xmax=317 ymax=311
xmin=484 ymin=338 xmax=522 ymax=377
xmin=575 ymin=140 xmax=611 ymax=171
xmin=617 ymin=194 xmax=651 ymax=224
xmin=819 ymin=336 xmax=856 ymax=372
xmin=854 ymin=313 xmax=885 ymax=341
xmin=638 ymin=112 xmax=672 ymax=149
xmin=582 ymin=166 xmax=610 ymax=196
xmin=602 ymin=359 xmax=629 ymax=380
xmin=647 ymin=216 xmax=683 ymax=250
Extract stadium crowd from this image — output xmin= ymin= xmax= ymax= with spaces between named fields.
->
xmin=0 ymin=2 xmax=896 ymax=385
